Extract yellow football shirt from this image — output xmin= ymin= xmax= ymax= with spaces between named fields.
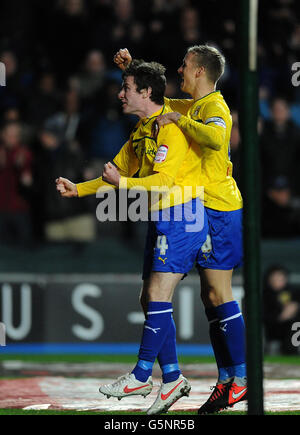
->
xmin=77 ymin=105 xmax=204 ymax=211
xmin=165 ymin=92 xmax=242 ymax=211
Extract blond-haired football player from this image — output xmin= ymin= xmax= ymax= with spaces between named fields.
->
xmin=114 ymin=46 xmax=246 ymax=414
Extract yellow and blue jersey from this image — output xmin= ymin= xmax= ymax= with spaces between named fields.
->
xmin=78 ymin=104 xmax=205 ymax=211
xmin=165 ymin=91 xmax=242 ymax=212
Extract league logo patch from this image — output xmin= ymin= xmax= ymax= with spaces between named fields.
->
xmin=154 ymin=144 xmax=168 ymax=163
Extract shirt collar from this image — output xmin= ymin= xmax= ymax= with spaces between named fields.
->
xmin=193 ymin=90 xmax=221 ymax=105
xmin=141 ymin=104 xmax=165 ymax=125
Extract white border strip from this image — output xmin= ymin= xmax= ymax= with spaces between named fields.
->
xmin=147 ymin=309 xmax=173 ymax=315
xmin=220 ymin=312 xmax=242 ymax=323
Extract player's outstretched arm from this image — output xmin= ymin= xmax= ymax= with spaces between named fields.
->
xmin=56 ymin=177 xmax=78 ymax=198
xmin=113 ymin=48 xmax=132 ymax=70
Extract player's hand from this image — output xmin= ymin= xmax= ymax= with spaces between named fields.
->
xmin=56 ymin=177 xmax=78 ymax=198
xmin=156 ymin=112 xmax=181 ymax=127
xmin=102 ymin=162 xmax=121 ymax=187
xmin=113 ymin=48 xmax=132 ymax=71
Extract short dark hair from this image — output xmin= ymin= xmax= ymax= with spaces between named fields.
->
xmin=122 ymin=59 xmax=166 ymax=105
xmin=187 ymin=45 xmax=225 ymax=84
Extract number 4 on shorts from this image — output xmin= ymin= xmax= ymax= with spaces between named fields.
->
xmin=156 ymin=235 xmax=168 ymax=255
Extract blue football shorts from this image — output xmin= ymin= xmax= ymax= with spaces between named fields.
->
xmin=142 ymin=198 xmax=209 ymax=280
xmin=196 ymin=207 xmax=243 ymax=271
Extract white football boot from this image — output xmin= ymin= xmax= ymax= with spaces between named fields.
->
xmin=147 ymin=374 xmax=191 ymax=414
xmin=99 ymin=373 xmax=153 ymax=400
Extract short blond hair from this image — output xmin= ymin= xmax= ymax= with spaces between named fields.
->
xmin=187 ymin=45 xmax=225 ymax=84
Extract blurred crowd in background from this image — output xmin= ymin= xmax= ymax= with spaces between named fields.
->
xmin=263 ymin=265 xmax=300 ymax=354
xmin=0 ymin=0 xmax=300 ymax=247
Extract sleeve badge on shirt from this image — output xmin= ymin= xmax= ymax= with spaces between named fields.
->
xmin=154 ymin=144 xmax=168 ymax=163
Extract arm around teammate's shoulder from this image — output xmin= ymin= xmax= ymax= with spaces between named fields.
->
xmin=177 ymin=115 xmax=225 ymax=151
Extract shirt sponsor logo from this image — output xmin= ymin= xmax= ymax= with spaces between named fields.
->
xmin=154 ymin=144 xmax=168 ymax=163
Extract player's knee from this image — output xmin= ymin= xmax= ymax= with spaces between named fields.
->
xmin=148 ymin=287 xmax=172 ymax=303
xmin=202 ymin=289 xmax=234 ymax=307
xmin=201 ymin=286 xmax=225 ymax=307
xmin=201 ymin=288 xmax=214 ymax=307
xmin=148 ymin=288 xmax=162 ymax=301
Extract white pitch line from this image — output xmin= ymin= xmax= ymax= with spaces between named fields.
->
xmin=23 ymin=404 xmax=51 ymax=410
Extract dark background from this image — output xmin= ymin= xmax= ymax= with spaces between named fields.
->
xmin=0 ymin=0 xmax=299 ymax=274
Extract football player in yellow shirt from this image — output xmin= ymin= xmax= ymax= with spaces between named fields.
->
xmin=56 ymin=59 xmax=208 ymax=415
xmin=114 ymin=46 xmax=246 ymax=414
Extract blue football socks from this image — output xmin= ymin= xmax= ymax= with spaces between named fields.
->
xmin=157 ymin=316 xmax=181 ymax=383
xmin=132 ymin=301 xmax=174 ymax=382
xmin=206 ymin=301 xmax=246 ymax=382
xmin=205 ymin=306 xmax=232 ymax=382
